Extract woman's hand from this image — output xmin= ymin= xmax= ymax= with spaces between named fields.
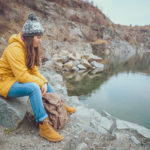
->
xmin=41 ymin=83 xmax=47 ymax=96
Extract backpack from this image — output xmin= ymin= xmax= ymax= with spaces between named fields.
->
xmin=42 ymin=93 xmax=68 ymax=130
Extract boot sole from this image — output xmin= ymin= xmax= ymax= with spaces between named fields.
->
xmin=40 ymin=134 xmax=63 ymax=142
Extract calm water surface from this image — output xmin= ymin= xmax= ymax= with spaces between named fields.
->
xmin=63 ymin=51 xmax=150 ymax=129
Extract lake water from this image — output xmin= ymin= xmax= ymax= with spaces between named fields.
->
xmin=63 ymin=51 xmax=150 ymax=129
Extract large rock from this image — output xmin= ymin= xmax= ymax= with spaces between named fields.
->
xmin=73 ymin=106 xmax=102 ymax=126
xmin=63 ymin=61 xmax=74 ymax=70
xmin=72 ymin=66 xmax=79 ymax=71
xmin=0 ymin=96 xmax=28 ymax=129
xmin=53 ymin=62 xmax=63 ymax=70
xmin=116 ymin=119 xmax=150 ymax=139
xmin=130 ymin=136 xmax=140 ymax=144
xmin=73 ymin=106 xmax=93 ymax=125
xmin=81 ymin=59 xmax=91 ymax=68
xmin=68 ymin=53 xmax=76 ymax=60
xmin=59 ymin=56 xmax=69 ymax=63
xmin=91 ymin=61 xmax=104 ymax=70
xmin=99 ymin=117 xmax=113 ymax=131
xmin=77 ymin=64 xmax=87 ymax=70
xmin=83 ymin=54 xmax=103 ymax=63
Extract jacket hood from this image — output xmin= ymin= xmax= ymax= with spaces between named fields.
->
xmin=8 ymin=33 xmax=25 ymax=47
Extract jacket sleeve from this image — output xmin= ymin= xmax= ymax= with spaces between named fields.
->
xmin=31 ymin=66 xmax=48 ymax=84
xmin=6 ymin=46 xmax=45 ymax=88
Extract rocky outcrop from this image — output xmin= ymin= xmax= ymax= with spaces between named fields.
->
xmin=116 ymin=24 xmax=150 ymax=50
xmin=48 ymin=50 xmax=104 ymax=73
xmin=0 ymin=96 xmax=29 ymax=129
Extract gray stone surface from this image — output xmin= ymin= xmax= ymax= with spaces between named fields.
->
xmin=100 ymin=117 xmax=113 ymax=131
xmin=91 ymin=61 xmax=104 ymax=69
xmin=0 ymin=96 xmax=28 ymax=129
xmin=116 ymin=119 xmax=150 ymax=139
xmin=76 ymin=143 xmax=88 ymax=150
xmin=77 ymin=64 xmax=87 ymax=70
xmin=98 ymin=126 xmax=108 ymax=134
xmin=130 ymin=136 xmax=140 ymax=145
xmin=73 ymin=106 xmax=92 ymax=125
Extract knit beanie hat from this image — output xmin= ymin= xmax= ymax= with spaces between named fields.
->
xmin=22 ymin=13 xmax=44 ymax=36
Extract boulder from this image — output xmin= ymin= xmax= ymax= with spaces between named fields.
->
xmin=99 ymin=117 xmax=113 ymax=131
xmin=116 ymin=119 xmax=150 ymax=139
xmin=82 ymin=53 xmax=90 ymax=60
xmin=68 ymin=53 xmax=76 ymax=60
xmin=73 ymin=106 xmax=94 ymax=125
xmin=59 ymin=56 xmax=69 ymax=63
xmin=81 ymin=59 xmax=91 ymax=68
xmin=0 ymin=96 xmax=28 ymax=129
xmin=72 ymin=66 xmax=79 ymax=72
xmin=52 ymin=55 xmax=68 ymax=64
xmin=77 ymin=64 xmax=87 ymax=70
xmin=88 ymin=54 xmax=103 ymax=63
xmin=91 ymin=61 xmax=104 ymax=70
xmin=98 ymin=126 xmax=108 ymax=134
xmin=53 ymin=62 xmax=63 ymax=70
xmin=63 ymin=61 xmax=74 ymax=70
xmin=74 ymin=60 xmax=80 ymax=66
xmin=130 ymin=136 xmax=140 ymax=144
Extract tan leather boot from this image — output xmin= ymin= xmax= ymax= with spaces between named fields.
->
xmin=39 ymin=118 xmax=63 ymax=142
xmin=64 ymin=104 xmax=76 ymax=114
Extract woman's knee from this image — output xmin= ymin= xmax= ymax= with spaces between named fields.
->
xmin=28 ymin=82 xmax=41 ymax=93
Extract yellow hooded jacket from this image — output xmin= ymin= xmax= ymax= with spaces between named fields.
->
xmin=0 ymin=33 xmax=48 ymax=98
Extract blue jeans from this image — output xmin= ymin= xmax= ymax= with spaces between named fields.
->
xmin=7 ymin=82 xmax=55 ymax=122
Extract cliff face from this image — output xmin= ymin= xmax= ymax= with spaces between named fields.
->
xmin=0 ymin=0 xmax=150 ymax=60
xmin=115 ymin=25 xmax=150 ymax=50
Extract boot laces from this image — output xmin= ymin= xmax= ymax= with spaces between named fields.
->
xmin=44 ymin=119 xmax=54 ymax=130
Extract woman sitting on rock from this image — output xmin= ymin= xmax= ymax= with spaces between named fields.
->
xmin=0 ymin=13 xmax=76 ymax=142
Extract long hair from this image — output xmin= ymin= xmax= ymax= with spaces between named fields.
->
xmin=23 ymin=36 xmax=40 ymax=70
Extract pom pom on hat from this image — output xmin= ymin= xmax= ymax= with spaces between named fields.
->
xmin=28 ymin=13 xmax=38 ymax=21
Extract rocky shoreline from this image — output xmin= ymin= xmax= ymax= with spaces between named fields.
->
xmin=0 ymin=67 xmax=150 ymax=150
xmin=51 ymin=50 xmax=104 ymax=73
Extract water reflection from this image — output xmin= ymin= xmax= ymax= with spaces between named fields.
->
xmin=63 ymin=51 xmax=150 ymax=129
